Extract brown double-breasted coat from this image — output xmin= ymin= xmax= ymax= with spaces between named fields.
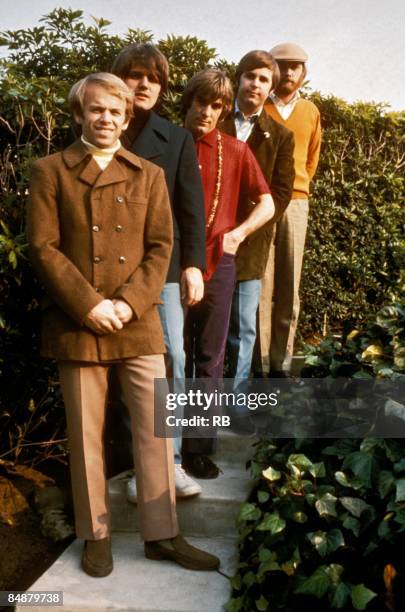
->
xmin=27 ymin=139 xmax=173 ymax=362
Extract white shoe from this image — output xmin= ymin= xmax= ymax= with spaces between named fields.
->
xmin=174 ymin=465 xmax=202 ymax=498
xmin=126 ymin=466 xmax=202 ymax=504
xmin=126 ymin=475 xmax=138 ymax=504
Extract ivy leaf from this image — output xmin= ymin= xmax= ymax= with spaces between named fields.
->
xmin=343 ymin=516 xmax=361 ymax=537
xmin=335 ymin=471 xmax=363 ymax=490
xmin=262 ymin=466 xmax=281 ymax=481
xmin=332 ymin=582 xmax=351 ymax=609
xmin=342 ymin=452 xmax=375 ymax=488
xmin=309 ymin=461 xmax=326 ymax=478
xmin=257 ymin=512 xmax=286 ymax=535
xmin=307 ymin=529 xmax=345 ymax=557
xmin=294 ymin=565 xmax=330 ymax=598
xmin=378 ymin=471 xmax=395 ymax=498
xmin=287 ymin=453 xmax=313 ymax=472
xmin=257 ymin=490 xmax=270 ymax=503
xmin=238 ymin=502 xmax=261 ymax=522
xmin=293 ymin=511 xmax=308 ymax=523
xmin=255 ymin=595 xmax=269 ymax=611
xmin=351 ymin=584 xmax=377 ymax=610
xmin=315 ymin=492 xmax=338 ymax=517
xmin=395 ymin=479 xmax=405 ymax=502
xmin=394 ymin=458 xmax=405 ymax=473
xmin=340 ymin=497 xmax=371 ymax=518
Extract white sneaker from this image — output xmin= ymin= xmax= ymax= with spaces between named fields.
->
xmin=126 ymin=466 xmax=202 ymax=504
xmin=126 ymin=475 xmax=138 ymax=503
xmin=175 ymin=465 xmax=202 ymax=498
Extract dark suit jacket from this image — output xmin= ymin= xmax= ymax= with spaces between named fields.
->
xmin=123 ymin=112 xmax=206 ymax=282
xmin=220 ymin=109 xmax=295 ymax=280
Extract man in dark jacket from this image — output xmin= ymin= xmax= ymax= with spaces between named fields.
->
xmin=112 ymin=44 xmax=206 ymax=500
xmin=220 ymin=50 xmax=295 ymax=385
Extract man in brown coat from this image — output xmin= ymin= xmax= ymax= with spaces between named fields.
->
xmin=27 ymin=73 xmax=219 ymax=576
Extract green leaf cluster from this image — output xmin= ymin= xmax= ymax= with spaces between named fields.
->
xmin=229 ymin=432 xmax=404 ymax=611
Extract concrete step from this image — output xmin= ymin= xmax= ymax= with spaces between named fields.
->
xmin=19 ymin=533 xmax=237 ymax=612
xmin=214 ymin=429 xmax=258 ymax=465
xmin=110 ymin=462 xmax=253 ymax=537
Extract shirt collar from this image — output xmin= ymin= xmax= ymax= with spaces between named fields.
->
xmin=270 ymin=90 xmax=300 ymax=107
xmin=196 ymin=127 xmax=218 ymax=147
xmin=234 ymin=100 xmax=263 ymax=121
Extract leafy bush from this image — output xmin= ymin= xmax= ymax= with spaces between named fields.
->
xmin=228 ymin=304 xmax=405 ymax=611
xmin=228 ymin=437 xmax=405 ymax=612
xmin=300 ymin=94 xmax=404 ymax=340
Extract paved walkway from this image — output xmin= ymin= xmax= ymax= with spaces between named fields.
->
xmin=20 ymin=432 xmax=256 ymax=612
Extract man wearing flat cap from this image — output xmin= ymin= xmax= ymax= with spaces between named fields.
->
xmin=259 ymin=43 xmax=321 ymax=377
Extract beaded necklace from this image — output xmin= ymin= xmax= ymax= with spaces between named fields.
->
xmin=205 ymin=131 xmax=223 ymax=230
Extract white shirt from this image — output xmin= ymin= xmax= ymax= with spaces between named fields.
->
xmin=234 ymin=101 xmax=263 ymax=142
xmin=270 ymin=91 xmax=300 ymax=120
xmin=81 ymin=136 xmax=121 ymax=170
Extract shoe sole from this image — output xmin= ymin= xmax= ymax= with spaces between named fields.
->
xmin=144 ymin=548 xmax=219 ymax=571
xmin=82 ymin=556 xmax=113 ymax=577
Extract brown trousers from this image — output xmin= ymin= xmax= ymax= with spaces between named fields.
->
xmin=58 ymin=354 xmax=178 ymax=542
xmin=257 ymin=199 xmax=309 ymax=373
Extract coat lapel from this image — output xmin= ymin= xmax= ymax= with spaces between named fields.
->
xmin=247 ymin=110 xmax=273 ymax=151
xmin=130 ymin=112 xmax=170 ymax=161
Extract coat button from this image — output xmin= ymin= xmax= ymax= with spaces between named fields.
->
xmin=115 ymin=225 xmax=123 ymax=232
xmin=95 ymin=287 xmax=100 ymax=292
xmin=94 ymin=256 xmax=101 ymax=263
xmin=119 ymin=256 xmax=126 ymax=263
xmin=116 ymin=196 xmax=124 ymax=203
xmin=92 ymin=225 xmax=100 ymax=232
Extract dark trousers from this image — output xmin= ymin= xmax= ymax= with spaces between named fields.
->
xmin=183 ymin=253 xmax=236 ymax=455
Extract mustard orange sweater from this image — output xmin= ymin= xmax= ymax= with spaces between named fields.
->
xmin=265 ymin=99 xmax=321 ymax=198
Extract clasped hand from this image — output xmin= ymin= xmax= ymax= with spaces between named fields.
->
xmin=84 ymin=299 xmax=133 ymax=334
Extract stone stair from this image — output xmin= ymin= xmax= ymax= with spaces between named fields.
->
xmin=20 ymin=431 xmax=257 ymax=611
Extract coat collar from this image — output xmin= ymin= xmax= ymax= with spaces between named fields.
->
xmin=127 ymin=111 xmax=170 ymax=160
xmin=62 ymin=139 xmax=143 ymax=187
xmin=220 ymin=108 xmax=275 ymax=149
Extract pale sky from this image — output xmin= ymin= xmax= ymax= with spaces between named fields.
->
xmin=1 ymin=0 xmax=404 ymax=110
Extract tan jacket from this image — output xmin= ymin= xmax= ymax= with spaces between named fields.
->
xmin=27 ymin=140 xmax=173 ymax=362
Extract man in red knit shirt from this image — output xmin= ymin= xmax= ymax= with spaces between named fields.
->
xmin=181 ymin=68 xmax=275 ymax=478
xmin=259 ymin=43 xmax=321 ymax=377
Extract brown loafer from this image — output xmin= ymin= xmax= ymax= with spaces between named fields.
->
xmin=145 ymin=534 xmax=220 ymax=571
xmin=81 ymin=537 xmax=113 ymax=577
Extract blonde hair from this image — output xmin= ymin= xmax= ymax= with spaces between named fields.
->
xmin=68 ymin=72 xmax=134 ymax=121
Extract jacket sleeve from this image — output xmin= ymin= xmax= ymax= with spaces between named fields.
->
xmin=27 ymin=160 xmax=103 ymax=324
xmin=173 ymin=131 xmax=206 ymax=271
xmin=114 ymin=167 xmax=173 ymax=319
xmin=306 ymin=108 xmax=321 ymax=181
xmin=270 ymin=127 xmax=295 ymax=223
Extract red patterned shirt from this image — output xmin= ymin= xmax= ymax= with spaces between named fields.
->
xmin=195 ymin=128 xmax=270 ymax=280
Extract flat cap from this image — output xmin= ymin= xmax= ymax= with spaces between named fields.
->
xmin=270 ymin=43 xmax=308 ymax=62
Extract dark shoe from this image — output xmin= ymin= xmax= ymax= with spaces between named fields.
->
xmin=182 ymin=454 xmax=221 ymax=479
xmin=81 ymin=537 xmax=113 ymax=577
xmin=145 ymin=534 xmax=220 ymax=571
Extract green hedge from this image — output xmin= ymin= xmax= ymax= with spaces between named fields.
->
xmin=0 ymin=9 xmax=404 ymax=460
xmin=228 ymin=303 xmax=405 ymax=611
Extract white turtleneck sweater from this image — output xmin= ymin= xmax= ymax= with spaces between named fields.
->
xmin=81 ymin=135 xmax=121 ymax=170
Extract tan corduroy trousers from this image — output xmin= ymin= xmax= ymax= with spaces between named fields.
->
xmin=257 ymin=199 xmax=309 ymax=373
xmin=58 ymin=354 xmax=178 ymax=542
